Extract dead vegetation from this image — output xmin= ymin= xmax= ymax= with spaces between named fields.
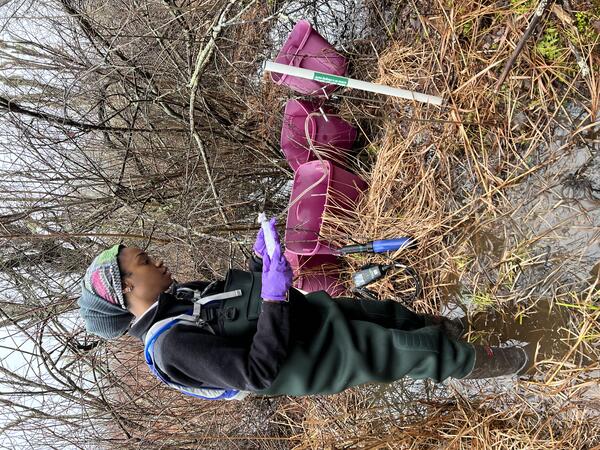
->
xmin=0 ymin=0 xmax=598 ymax=448
xmin=319 ymin=0 xmax=600 ymax=448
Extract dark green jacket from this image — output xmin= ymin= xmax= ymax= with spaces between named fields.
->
xmin=130 ymin=269 xmax=475 ymax=397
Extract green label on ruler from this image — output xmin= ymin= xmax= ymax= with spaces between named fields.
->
xmin=313 ymin=72 xmax=348 ymax=86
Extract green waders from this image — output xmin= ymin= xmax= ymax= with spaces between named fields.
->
xmin=218 ymin=270 xmax=475 ymax=397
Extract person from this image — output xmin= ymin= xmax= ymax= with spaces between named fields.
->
xmin=77 ymin=220 xmax=531 ymax=398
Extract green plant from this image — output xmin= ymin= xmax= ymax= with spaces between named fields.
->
xmin=510 ymin=0 xmax=534 ymax=15
xmin=461 ymin=19 xmax=473 ymax=37
xmin=536 ymin=27 xmax=563 ymax=60
xmin=556 ymin=292 xmax=600 ymax=312
xmin=575 ymin=11 xmax=599 ymax=43
xmin=470 ymin=291 xmax=495 ymax=309
xmin=454 ymin=255 xmax=472 ymax=271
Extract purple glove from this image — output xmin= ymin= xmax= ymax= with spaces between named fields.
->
xmin=261 ymin=244 xmax=292 ymax=301
xmin=253 ymin=228 xmax=266 ymax=258
xmin=253 ymin=217 xmax=279 ymax=259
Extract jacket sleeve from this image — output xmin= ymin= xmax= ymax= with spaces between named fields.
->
xmin=154 ymin=301 xmax=290 ymax=391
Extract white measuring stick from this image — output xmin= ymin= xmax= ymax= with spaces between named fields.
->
xmin=265 ymin=61 xmax=444 ymax=106
xmin=257 ymin=213 xmax=277 ymax=258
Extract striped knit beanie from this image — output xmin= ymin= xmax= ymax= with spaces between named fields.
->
xmin=78 ymin=244 xmax=133 ymax=339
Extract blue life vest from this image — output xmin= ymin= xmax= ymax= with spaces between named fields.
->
xmin=143 ymin=287 xmax=250 ymax=401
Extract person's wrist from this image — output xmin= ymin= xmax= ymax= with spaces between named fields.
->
xmin=262 ymin=291 xmax=289 ymax=302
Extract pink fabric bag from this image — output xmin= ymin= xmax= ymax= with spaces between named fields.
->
xmin=285 ymin=160 xmax=367 ymax=256
xmin=285 ymin=251 xmax=345 ymax=297
xmin=281 ymin=99 xmax=357 ymax=171
xmin=271 ymin=20 xmax=348 ymax=96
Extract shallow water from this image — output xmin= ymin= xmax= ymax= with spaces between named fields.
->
xmin=469 ymin=300 xmax=573 ymax=360
xmin=470 ymin=230 xmax=506 ymax=259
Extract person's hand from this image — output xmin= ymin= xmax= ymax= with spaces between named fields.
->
xmin=261 ymin=244 xmax=292 ymax=302
xmin=253 ymin=217 xmax=279 ymax=259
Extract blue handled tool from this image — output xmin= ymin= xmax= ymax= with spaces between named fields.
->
xmin=338 ymin=237 xmax=416 ymax=255
xmin=336 ymin=237 xmax=420 ymax=304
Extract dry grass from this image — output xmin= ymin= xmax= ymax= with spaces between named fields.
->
xmin=310 ymin=0 xmax=600 ymax=448
xmin=39 ymin=0 xmax=597 ymax=448
xmin=98 ymin=0 xmax=599 ymax=447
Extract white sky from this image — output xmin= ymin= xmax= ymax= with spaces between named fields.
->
xmin=0 ymin=2 xmax=92 ymax=448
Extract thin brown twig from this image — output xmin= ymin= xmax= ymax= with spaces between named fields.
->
xmin=495 ymin=0 xmax=553 ymax=91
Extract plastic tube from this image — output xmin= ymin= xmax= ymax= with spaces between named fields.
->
xmin=258 ymin=213 xmax=277 ymax=258
xmin=264 ymin=61 xmax=444 ymax=106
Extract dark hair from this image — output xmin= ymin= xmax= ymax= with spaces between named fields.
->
xmin=116 ymin=244 xmax=132 ymax=308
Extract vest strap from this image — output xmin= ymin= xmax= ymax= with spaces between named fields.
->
xmin=196 ymin=289 xmax=243 ymax=305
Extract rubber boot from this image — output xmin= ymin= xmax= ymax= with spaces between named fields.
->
xmin=422 ymin=314 xmax=468 ymax=340
xmin=461 ymin=345 xmax=529 ymax=379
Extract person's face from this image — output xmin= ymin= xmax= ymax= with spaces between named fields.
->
xmin=118 ymin=246 xmax=173 ymax=304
